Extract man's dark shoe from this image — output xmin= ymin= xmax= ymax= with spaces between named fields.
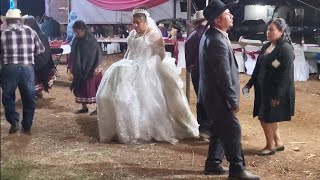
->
xmin=204 ymin=164 xmax=229 ymax=175
xmin=198 ymin=133 xmax=210 ymax=142
xmin=9 ymin=122 xmax=20 ymax=134
xmin=89 ymin=109 xmax=97 ymax=116
xmin=75 ymin=108 xmax=89 ymax=114
xmin=21 ymin=129 xmax=31 ymax=135
xmin=229 ymin=170 xmax=260 ymax=180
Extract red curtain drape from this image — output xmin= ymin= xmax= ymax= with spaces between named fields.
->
xmin=87 ymin=0 xmax=169 ymax=11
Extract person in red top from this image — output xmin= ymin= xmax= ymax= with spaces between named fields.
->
xmin=1 ymin=9 xmax=45 ymax=134
xmin=185 ymin=10 xmax=210 ymax=141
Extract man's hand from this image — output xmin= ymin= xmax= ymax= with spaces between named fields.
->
xmin=231 ymin=105 xmax=239 ymax=113
xmin=67 ymin=69 xmax=73 ymax=81
xmin=271 ymin=99 xmax=280 ymax=107
xmin=188 ymin=65 xmax=194 ymax=72
xmin=242 ymin=85 xmax=250 ymax=98
xmin=94 ymin=67 xmax=101 ymax=75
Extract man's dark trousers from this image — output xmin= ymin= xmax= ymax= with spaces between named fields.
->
xmin=205 ymin=109 xmax=245 ymax=174
xmin=191 ymin=69 xmax=211 ymax=134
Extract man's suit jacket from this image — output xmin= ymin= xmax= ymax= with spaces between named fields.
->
xmin=198 ymin=27 xmax=240 ymax=121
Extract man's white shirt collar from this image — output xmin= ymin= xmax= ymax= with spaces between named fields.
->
xmin=214 ymin=27 xmax=231 ymax=45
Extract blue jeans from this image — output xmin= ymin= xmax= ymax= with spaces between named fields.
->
xmin=1 ymin=65 xmax=35 ymax=130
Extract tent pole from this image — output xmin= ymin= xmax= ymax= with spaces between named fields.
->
xmin=68 ymin=0 xmax=71 ymax=14
xmin=185 ymin=0 xmax=192 ymax=102
xmin=67 ymin=0 xmax=71 ymax=23
xmin=173 ymin=0 xmax=177 ymax=18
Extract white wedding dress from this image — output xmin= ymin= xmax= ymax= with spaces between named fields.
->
xmin=96 ymin=29 xmax=199 ymax=144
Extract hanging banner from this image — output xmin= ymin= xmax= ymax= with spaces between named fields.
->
xmin=87 ymin=0 xmax=169 ymax=11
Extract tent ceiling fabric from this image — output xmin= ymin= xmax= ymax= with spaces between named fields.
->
xmin=87 ymin=0 xmax=169 ymax=11
xmin=71 ymin=0 xmax=174 ymax=24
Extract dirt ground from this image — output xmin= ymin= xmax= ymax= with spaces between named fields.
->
xmin=1 ymin=54 xmax=320 ymax=180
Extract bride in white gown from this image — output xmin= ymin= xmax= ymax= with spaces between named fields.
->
xmin=96 ymin=7 xmax=199 ymax=144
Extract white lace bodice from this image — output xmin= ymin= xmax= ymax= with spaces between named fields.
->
xmin=126 ymin=29 xmax=164 ymax=62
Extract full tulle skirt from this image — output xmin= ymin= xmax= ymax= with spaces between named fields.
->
xmin=96 ymin=57 xmax=199 ymax=144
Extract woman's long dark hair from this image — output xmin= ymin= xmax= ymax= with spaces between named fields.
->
xmin=24 ymin=16 xmax=44 ymax=36
xmin=24 ymin=16 xmax=55 ymax=92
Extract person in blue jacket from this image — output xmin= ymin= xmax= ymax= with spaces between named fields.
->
xmin=66 ymin=11 xmax=77 ymax=45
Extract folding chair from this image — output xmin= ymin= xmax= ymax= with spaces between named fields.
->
xmin=231 ymin=43 xmax=245 ymax=73
xmin=50 ymin=48 xmax=64 ymax=76
xmin=51 ymin=48 xmax=64 ymax=66
xmin=293 ymin=44 xmax=309 ymax=81
xmin=244 ymin=45 xmax=261 ymax=75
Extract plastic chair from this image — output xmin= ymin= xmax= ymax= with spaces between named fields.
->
xmin=293 ymin=45 xmax=309 ymax=81
xmin=304 ymin=51 xmax=318 ymax=73
xmin=165 ymin=52 xmax=172 ymax=58
xmin=244 ymin=45 xmax=261 ymax=75
xmin=231 ymin=43 xmax=245 ymax=73
xmin=51 ymin=48 xmax=64 ymax=67
xmin=176 ymin=41 xmax=186 ymax=68
xmin=106 ymin=44 xmax=113 ymax=55
xmin=111 ymin=42 xmax=121 ymax=53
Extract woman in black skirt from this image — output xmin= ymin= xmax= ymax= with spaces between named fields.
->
xmin=243 ymin=18 xmax=295 ymax=156
xmin=68 ymin=20 xmax=102 ymax=115
xmin=24 ymin=16 xmax=56 ymax=99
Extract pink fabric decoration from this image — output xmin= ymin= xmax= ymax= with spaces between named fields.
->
xmin=88 ymin=0 xmax=169 ymax=11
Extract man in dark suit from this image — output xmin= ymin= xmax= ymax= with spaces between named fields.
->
xmin=198 ymin=1 xmax=260 ymax=179
xmin=185 ymin=10 xmax=210 ymax=141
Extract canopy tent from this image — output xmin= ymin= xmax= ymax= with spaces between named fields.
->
xmin=70 ymin=0 xmax=176 ymax=24
xmin=88 ymin=0 xmax=169 ymax=11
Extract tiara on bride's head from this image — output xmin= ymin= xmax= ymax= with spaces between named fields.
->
xmin=133 ymin=8 xmax=150 ymax=17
